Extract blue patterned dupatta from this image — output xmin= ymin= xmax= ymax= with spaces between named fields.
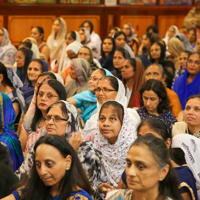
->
xmin=0 ymin=92 xmax=24 ymax=171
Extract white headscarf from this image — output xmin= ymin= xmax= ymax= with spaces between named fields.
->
xmin=80 ymin=27 xmax=91 ymax=44
xmin=58 ymin=40 xmax=83 ymax=75
xmin=94 ymin=100 xmax=137 ymax=187
xmin=46 ymin=18 xmax=67 ymax=61
xmin=83 ymin=77 xmax=128 ymax=135
xmin=23 ymin=37 xmax=40 ymax=58
xmin=172 ymin=134 xmax=200 ymax=198
xmin=163 ymin=25 xmax=179 ymax=48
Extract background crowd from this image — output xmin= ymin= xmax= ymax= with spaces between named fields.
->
xmin=0 ymin=2 xmax=200 ymax=200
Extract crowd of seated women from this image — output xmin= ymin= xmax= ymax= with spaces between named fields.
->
xmin=0 ymin=16 xmax=200 ymax=200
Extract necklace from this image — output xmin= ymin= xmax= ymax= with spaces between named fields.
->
xmin=37 ymin=118 xmax=43 ymax=132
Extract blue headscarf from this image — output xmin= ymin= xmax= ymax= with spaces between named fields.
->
xmin=0 ymin=92 xmax=24 ymax=171
xmin=22 ymin=59 xmax=48 ymax=104
xmin=72 ymin=68 xmax=113 ymax=122
xmin=173 ymin=67 xmax=200 ymax=109
xmin=99 ymin=37 xmax=116 ymax=71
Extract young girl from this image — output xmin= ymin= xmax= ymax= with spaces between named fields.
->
xmin=94 ymin=100 xmax=137 ymax=188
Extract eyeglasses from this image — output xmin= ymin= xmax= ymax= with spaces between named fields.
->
xmin=89 ymin=77 xmax=99 ymax=81
xmin=38 ymin=92 xmax=58 ymax=100
xmin=78 ymin=52 xmax=90 ymax=56
xmin=94 ymin=87 xmax=116 ymax=93
xmin=188 ymin=59 xmax=200 ymax=65
xmin=0 ymin=34 xmax=4 ymax=36
xmin=44 ymin=115 xmax=68 ymax=122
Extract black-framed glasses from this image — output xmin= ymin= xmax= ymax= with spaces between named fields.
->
xmin=0 ymin=34 xmax=4 ymax=36
xmin=44 ymin=115 xmax=68 ymax=122
xmin=94 ymin=87 xmax=116 ymax=93
xmin=38 ymin=92 xmax=58 ymax=100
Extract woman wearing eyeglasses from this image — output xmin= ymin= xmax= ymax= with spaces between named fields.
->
xmin=15 ymin=101 xmax=107 ymax=199
xmin=173 ymin=52 xmax=200 ymax=109
xmin=83 ymin=75 xmax=140 ymax=138
xmin=19 ymin=79 xmax=67 ymax=155
xmin=67 ymin=68 xmax=112 ymax=123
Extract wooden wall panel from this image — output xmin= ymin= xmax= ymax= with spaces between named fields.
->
xmin=120 ymin=15 xmax=155 ymax=38
xmin=107 ymin=15 xmax=114 ymax=35
xmin=0 ymin=16 xmax=3 ymax=28
xmin=158 ymin=15 xmax=185 ymax=37
xmin=8 ymin=15 xmax=56 ymax=45
xmin=60 ymin=15 xmax=100 ymax=36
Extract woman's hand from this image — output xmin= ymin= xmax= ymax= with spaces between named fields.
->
xmin=99 ymin=183 xmax=114 ymax=195
xmin=69 ymin=132 xmax=83 ymax=152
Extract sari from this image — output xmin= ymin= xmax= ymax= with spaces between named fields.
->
xmin=12 ymin=189 xmax=92 ymax=200
xmin=47 ymin=18 xmax=67 ymax=61
xmin=65 ymin=58 xmax=91 ymax=98
xmin=0 ymin=92 xmax=24 ymax=171
xmin=0 ymin=28 xmax=17 ymax=66
xmin=173 ymin=68 xmax=200 ymax=109
xmin=72 ymin=68 xmax=113 ymax=123
xmin=94 ymin=100 xmax=137 ymax=187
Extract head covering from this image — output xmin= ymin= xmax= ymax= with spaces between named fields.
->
xmin=79 ymin=27 xmax=91 ymax=44
xmin=0 ymin=92 xmax=24 ymax=171
xmin=172 ymin=134 xmax=200 ymax=193
xmin=58 ymin=39 xmax=83 ymax=75
xmin=16 ymin=48 xmax=33 ymax=83
xmin=173 ymin=66 xmax=200 ymax=109
xmin=0 ymin=28 xmax=17 ymax=66
xmin=58 ymin=100 xmax=80 ymax=141
xmin=83 ymin=76 xmax=128 ymax=135
xmin=99 ymin=37 xmax=116 ymax=71
xmin=163 ymin=25 xmax=179 ymax=48
xmin=6 ymin=67 xmax=25 ymax=109
xmin=22 ymin=59 xmax=48 ymax=104
xmin=75 ymin=31 xmax=81 ymax=43
xmin=0 ymin=143 xmax=19 ymax=198
xmin=177 ymin=33 xmax=194 ymax=51
xmin=123 ymin=59 xmax=144 ymax=108
xmin=46 ymin=18 xmax=67 ymax=61
xmin=53 ymin=72 xmax=64 ymax=85
xmin=168 ymin=38 xmax=185 ymax=70
xmin=23 ymin=37 xmax=40 ymax=58
xmin=73 ymin=58 xmax=91 ymax=86
xmin=94 ymin=100 xmax=137 ymax=186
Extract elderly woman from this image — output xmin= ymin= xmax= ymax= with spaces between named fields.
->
xmin=19 ymin=79 xmax=67 ymax=153
xmin=3 ymin=135 xmax=92 ymax=200
xmin=106 ymin=134 xmax=182 ymax=200
xmin=79 ymin=27 xmax=99 ymax=59
xmin=137 ymin=79 xmax=177 ymax=129
xmin=0 ymin=28 xmax=17 ymax=66
xmin=172 ymin=95 xmax=200 ymax=139
xmin=64 ymin=58 xmax=91 ymax=98
xmin=173 ymin=52 xmax=200 ymax=108
xmin=67 ymin=68 xmax=112 ymax=123
xmin=47 ymin=17 xmax=66 ymax=61
xmin=15 ymin=101 xmax=107 ymax=199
